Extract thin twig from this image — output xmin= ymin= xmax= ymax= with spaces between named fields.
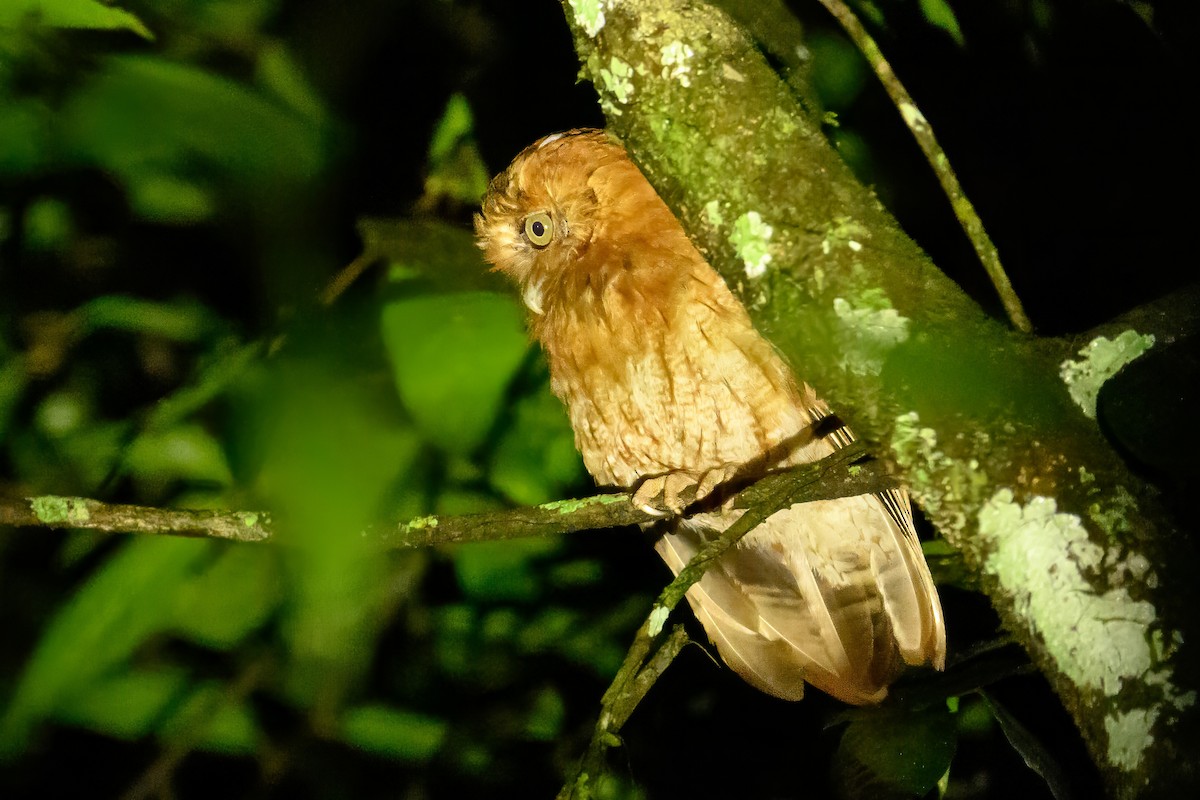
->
xmin=0 ymin=442 xmax=888 ymax=549
xmin=558 ymin=625 xmax=690 ymax=800
xmin=319 ymin=251 xmax=376 ymax=306
xmin=0 ymin=496 xmax=275 ymax=543
xmin=817 ymin=0 xmax=1033 ymax=333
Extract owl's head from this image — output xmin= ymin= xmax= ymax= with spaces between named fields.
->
xmin=475 ymin=128 xmax=645 ymax=315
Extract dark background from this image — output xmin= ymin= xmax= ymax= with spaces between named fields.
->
xmin=2 ymin=1 xmax=1195 ymax=797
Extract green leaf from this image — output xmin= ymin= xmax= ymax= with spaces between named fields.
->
xmin=339 ymin=705 xmax=447 ymax=762
xmin=0 ymin=537 xmax=213 ymax=758
xmin=122 ymin=172 xmax=216 ymax=223
xmin=22 ymin=197 xmax=73 ymax=251
xmin=547 ymin=558 xmax=604 ymax=588
xmin=33 ymin=390 xmax=89 ymax=438
xmin=251 ymin=358 xmax=423 ymax=707
xmin=523 ymin=686 xmax=565 ymax=741
xmin=52 ymin=668 xmax=188 ymax=740
xmin=833 ymin=707 xmax=957 ymax=798
xmin=921 ymin=539 xmax=977 ymax=591
xmin=158 ymin=681 xmax=259 ymax=754
xmin=381 ymin=291 xmax=529 ymax=455
xmin=432 ymin=604 xmax=477 ymax=679
xmin=80 ymin=295 xmax=223 ymax=342
xmin=59 ymin=54 xmax=327 ymax=220
xmin=422 ymin=93 xmax=490 ymax=207
xmin=14 ymin=418 xmax=128 ymax=491
xmin=143 ymin=340 xmax=265 ymax=435
xmin=515 ymin=607 xmax=578 ymax=653
xmin=979 ymin=691 xmax=1072 ymax=799
xmin=428 ymin=93 xmax=474 ymax=165
xmin=436 ymin=486 xmax=504 ymax=516
xmin=0 ymin=99 xmax=48 ymax=175
xmin=854 ymin=1 xmax=887 ymax=28
xmin=591 ymin=773 xmax=648 ymax=800
xmin=0 ymin=352 xmax=29 ymax=441
xmin=191 ymin=702 xmax=258 ymax=754
xmin=255 ymin=41 xmax=327 ymax=123
xmin=488 ymin=381 xmax=585 ymax=505
xmin=170 ymin=545 xmax=282 ymax=650
xmin=452 ymin=537 xmax=560 ymax=602
xmin=126 ymin=423 xmax=234 ymax=491
xmin=0 ymin=0 xmax=154 ymax=40
xmin=808 ymin=31 xmax=868 ymax=111
xmin=919 ymin=0 xmax=965 ymax=46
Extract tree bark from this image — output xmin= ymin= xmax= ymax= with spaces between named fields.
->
xmin=559 ymin=0 xmax=1197 ymax=796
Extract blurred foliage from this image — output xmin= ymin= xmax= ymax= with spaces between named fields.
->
xmin=831 ymin=703 xmax=958 ymax=799
xmin=0 ymin=2 xmax=627 ymax=796
xmin=1 ymin=0 xmax=1169 ymax=797
xmin=380 ymin=290 xmax=528 ymax=456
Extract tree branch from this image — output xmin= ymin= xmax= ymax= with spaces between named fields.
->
xmin=0 ymin=442 xmax=882 ymax=548
xmin=559 ymin=1 xmax=1198 ymax=795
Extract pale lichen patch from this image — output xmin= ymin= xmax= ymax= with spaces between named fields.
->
xmin=890 ymin=413 xmax=989 ymax=537
xmin=1059 ymin=330 xmax=1155 ymax=419
xmin=540 ymin=494 xmax=625 ymax=514
xmin=892 ymin=412 xmax=952 ymax=486
xmin=977 ymin=488 xmax=1191 ymax=771
xmin=729 ymin=211 xmax=773 ymax=278
xmin=568 ymin=0 xmax=608 ymax=37
xmin=978 ymin=489 xmax=1154 ymax=694
xmin=1104 ymin=708 xmax=1158 ymax=773
xmin=31 ymin=495 xmax=90 ymax=525
xmin=832 ymin=288 xmax=910 ymax=376
xmin=597 ymin=55 xmax=635 ymax=116
xmin=821 ymin=216 xmax=870 ymax=255
xmin=766 ymin=106 xmax=799 ymax=137
xmin=647 ymin=605 xmax=670 ymax=636
xmin=899 ymin=101 xmax=928 ymax=131
xmin=402 ymin=515 xmax=439 ymax=531
xmin=704 ymin=198 xmax=724 ymax=228
xmin=1106 ymin=548 xmax=1154 ymax=589
xmin=659 ymin=41 xmax=695 ymax=86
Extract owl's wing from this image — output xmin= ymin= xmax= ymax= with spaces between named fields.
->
xmin=654 ymin=488 xmax=945 ymax=705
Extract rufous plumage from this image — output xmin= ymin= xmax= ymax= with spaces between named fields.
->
xmin=476 ymin=129 xmax=945 ymax=704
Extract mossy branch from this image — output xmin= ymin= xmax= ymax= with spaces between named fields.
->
xmin=0 ymin=442 xmax=881 ymax=548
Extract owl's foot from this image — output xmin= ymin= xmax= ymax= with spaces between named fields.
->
xmin=632 ymin=464 xmax=741 ymax=516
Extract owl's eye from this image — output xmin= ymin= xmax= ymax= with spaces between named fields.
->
xmin=523 ymin=212 xmax=554 ymax=247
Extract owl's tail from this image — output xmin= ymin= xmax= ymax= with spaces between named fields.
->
xmin=654 ymin=488 xmax=946 ymax=704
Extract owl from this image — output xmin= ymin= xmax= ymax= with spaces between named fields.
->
xmin=475 ymin=129 xmax=945 ymax=703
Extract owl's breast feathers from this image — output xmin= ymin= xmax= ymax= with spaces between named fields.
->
xmin=476 ymin=129 xmax=945 ymax=704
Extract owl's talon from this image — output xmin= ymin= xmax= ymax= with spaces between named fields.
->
xmin=632 ymin=465 xmax=740 ymax=516
xmin=632 ymin=476 xmax=677 ymax=515
xmin=636 ymin=501 xmax=671 ymax=518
